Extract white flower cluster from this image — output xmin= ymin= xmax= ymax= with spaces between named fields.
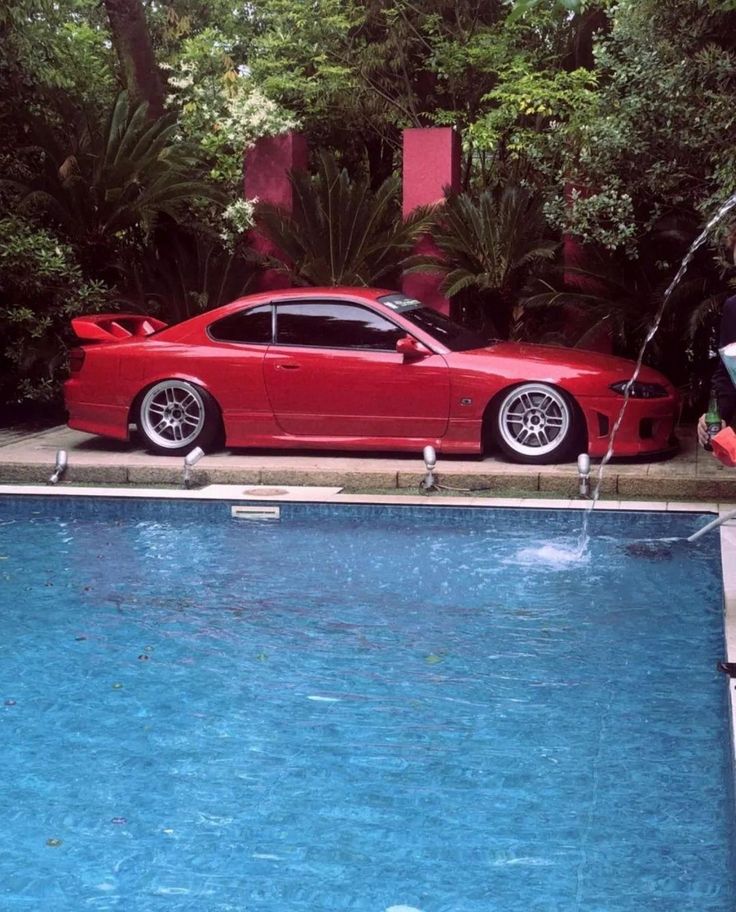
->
xmin=220 ymin=197 xmax=257 ymax=248
xmin=165 ymin=42 xmax=299 ymax=243
xmin=167 ymin=55 xmax=299 ymax=165
xmin=224 ymin=87 xmax=299 ymax=153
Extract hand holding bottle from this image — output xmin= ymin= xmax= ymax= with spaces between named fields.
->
xmin=701 ymin=394 xmax=724 ymax=451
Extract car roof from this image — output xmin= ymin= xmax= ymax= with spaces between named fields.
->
xmin=229 ymin=286 xmax=394 ymax=308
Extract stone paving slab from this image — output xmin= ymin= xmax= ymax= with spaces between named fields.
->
xmin=0 ymin=424 xmax=734 ymax=501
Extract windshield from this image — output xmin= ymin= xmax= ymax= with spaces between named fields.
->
xmin=378 ymin=293 xmax=488 ymax=352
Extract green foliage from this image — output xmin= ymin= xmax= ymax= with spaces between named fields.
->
xmin=508 ymin=0 xmax=593 ymax=22
xmin=0 ymin=217 xmax=110 ymax=403
xmin=246 ymin=0 xmax=362 ymax=122
xmin=0 ymin=86 xmax=238 ymax=410
xmin=118 ymin=222 xmax=256 ymax=323
xmin=404 ymin=185 xmax=557 ymax=336
xmin=166 ymin=29 xmax=299 ymax=190
xmin=255 ymin=151 xmax=434 ymax=286
xmin=544 ymin=184 xmax=637 ymax=254
xmin=8 ymin=92 xmax=222 ymax=254
xmin=244 ymin=0 xmax=510 ymax=180
xmin=0 ymin=0 xmax=116 ymax=112
xmin=545 ymin=0 xmax=736 ymax=249
xmin=469 ymin=63 xmax=599 ymax=175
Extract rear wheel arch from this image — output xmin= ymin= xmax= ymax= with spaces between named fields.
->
xmin=132 ymin=378 xmax=224 ymax=456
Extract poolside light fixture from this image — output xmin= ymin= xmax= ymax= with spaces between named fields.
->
xmin=421 ymin=445 xmax=437 ymax=491
xmin=183 ymin=446 xmax=205 ymax=489
xmin=48 ymin=449 xmax=68 ymax=486
xmin=576 ymin=452 xmax=591 ymax=499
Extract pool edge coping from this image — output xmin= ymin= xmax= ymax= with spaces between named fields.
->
xmin=1 ymin=483 xmax=734 ymax=511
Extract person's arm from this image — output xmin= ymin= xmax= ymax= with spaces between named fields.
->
xmin=699 ymin=294 xmax=736 ymax=445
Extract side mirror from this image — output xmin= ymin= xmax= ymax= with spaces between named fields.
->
xmin=396 ymin=335 xmax=430 ymax=360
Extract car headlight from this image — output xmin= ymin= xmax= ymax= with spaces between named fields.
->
xmin=609 ymin=380 xmax=669 ymax=399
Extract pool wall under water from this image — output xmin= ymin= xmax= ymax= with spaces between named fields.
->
xmin=0 ymin=495 xmax=733 ymax=912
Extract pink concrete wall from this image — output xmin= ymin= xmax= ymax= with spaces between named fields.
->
xmin=243 ymin=128 xmax=462 ymax=305
xmin=401 ymin=128 xmax=461 ymax=217
xmin=245 ymin=133 xmax=309 ymax=291
xmin=401 ymin=128 xmax=461 ymax=314
xmin=245 ymin=133 xmax=308 ymax=208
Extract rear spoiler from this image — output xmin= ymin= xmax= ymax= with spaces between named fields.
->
xmin=71 ymin=313 xmax=168 ymax=343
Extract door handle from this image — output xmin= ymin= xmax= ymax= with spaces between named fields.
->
xmin=275 ymin=363 xmax=301 ymax=370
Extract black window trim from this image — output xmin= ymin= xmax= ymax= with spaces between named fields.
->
xmin=270 ymin=296 xmax=425 ymax=354
xmin=205 ymin=294 xmax=446 ymax=354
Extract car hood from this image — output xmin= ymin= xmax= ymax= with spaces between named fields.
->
xmin=457 ymin=341 xmax=674 ymax=388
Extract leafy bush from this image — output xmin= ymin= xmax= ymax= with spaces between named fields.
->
xmin=6 ymin=91 xmax=222 ymax=270
xmin=0 ymin=217 xmax=110 ymax=408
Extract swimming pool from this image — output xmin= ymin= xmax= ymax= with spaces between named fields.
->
xmin=0 ymin=496 xmax=733 ymax=911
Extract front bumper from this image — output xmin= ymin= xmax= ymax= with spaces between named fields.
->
xmin=579 ymin=394 xmax=678 ymax=458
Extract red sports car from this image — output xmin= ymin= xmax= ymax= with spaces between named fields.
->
xmin=64 ymin=287 xmax=679 ymax=464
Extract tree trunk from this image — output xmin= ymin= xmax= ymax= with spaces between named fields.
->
xmin=365 ymin=134 xmax=395 ymax=190
xmin=103 ymin=0 xmax=164 ymax=117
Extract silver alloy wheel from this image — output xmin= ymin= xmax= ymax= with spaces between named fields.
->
xmin=497 ymin=383 xmax=572 ymax=458
xmin=140 ymin=381 xmax=206 ymax=450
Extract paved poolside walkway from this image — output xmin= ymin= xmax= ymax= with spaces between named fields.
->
xmin=0 ymin=423 xmax=734 ymax=503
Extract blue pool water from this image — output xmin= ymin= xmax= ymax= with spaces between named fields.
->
xmin=0 ymin=497 xmax=733 ymax=912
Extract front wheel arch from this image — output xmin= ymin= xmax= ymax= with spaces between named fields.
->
xmin=482 ymin=382 xmax=587 ymax=464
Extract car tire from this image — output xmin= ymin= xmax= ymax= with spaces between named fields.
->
xmin=492 ymin=382 xmax=582 ymax=465
xmin=138 ymin=380 xmax=221 ymax=456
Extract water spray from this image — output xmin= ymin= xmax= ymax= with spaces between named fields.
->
xmin=580 ymin=191 xmax=736 ymax=551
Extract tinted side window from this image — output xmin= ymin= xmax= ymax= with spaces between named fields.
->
xmin=276 ymin=301 xmax=405 ymax=350
xmin=378 ymin=294 xmax=487 ymax=351
xmin=209 ymin=305 xmax=272 ymax=344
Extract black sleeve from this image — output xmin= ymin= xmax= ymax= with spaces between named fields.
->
xmin=716 ymin=294 xmax=736 ymax=423
xmin=714 ymin=361 xmax=736 ymax=423
xmin=720 ymin=295 xmax=736 ymax=347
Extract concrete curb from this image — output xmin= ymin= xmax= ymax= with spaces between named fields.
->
xmin=0 ymin=424 xmax=734 ymax=502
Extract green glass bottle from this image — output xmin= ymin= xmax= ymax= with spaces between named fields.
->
xmin=704 ymin=393 xmax=721 ymax=451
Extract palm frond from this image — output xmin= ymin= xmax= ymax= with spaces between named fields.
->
xmin=11 ymin=91 xmax=215 ymax=251
xmin=442 ymin=271 xmax=487 ymax=298
xmin=401 ymin=183 xmax=557 ymax=336
xmin=117 ymin=222 xmax=257 ymax=322
xmin=254 ymin=152 xmax=424 ymax=287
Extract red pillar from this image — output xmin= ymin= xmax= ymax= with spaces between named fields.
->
xmin=401 ymin=127 xmax=461 ymax=315
xmin=244 ymin=133 xmax=308 ymax=291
